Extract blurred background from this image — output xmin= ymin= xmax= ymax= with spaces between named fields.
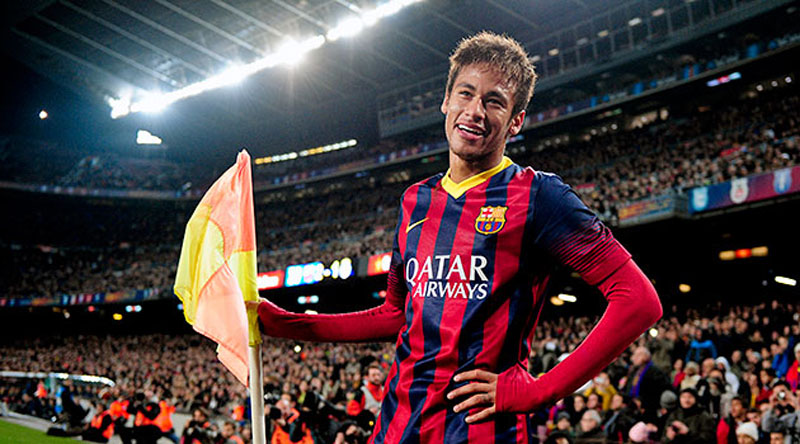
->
xmin=1 ymin=0 xmax=799 ymax=443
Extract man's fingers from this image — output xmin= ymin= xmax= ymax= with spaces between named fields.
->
xmin=447 ymin=383 xmax=492 ymax=401
xmin=453 ymin=369 xmax=498 ymax=383
xmin=465 ymin=406 xmax=496 ymax=423
xmin=452 ymin=392 xmax=494 ymax=413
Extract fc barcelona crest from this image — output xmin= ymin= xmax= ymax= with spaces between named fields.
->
xmin=475 ymin=206 xmax=507 ymax=235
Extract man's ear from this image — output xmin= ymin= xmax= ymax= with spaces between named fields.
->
xmin=441 ymin=94 xmax=449 ymax=115
xmin=508 ymin=110 xmax=526 ymax=136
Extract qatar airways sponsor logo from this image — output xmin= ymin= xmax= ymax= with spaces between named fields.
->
xmin=405 ymin=255 xmax=490 ymax=299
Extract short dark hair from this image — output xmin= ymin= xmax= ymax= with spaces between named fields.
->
xmin=445 ymin=31 xmax=537 ymax=117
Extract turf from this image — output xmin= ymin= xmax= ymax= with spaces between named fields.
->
xmin=0 ymin=419 xmax=82 ymax=443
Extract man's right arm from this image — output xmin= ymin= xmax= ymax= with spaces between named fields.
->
xmin=254 ymin=262 xmax=407 ymax=342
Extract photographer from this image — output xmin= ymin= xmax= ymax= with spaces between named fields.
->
xmin=333 ymin=421 xmax=367 ymax=444
xmin=181 ymin=407 xmax=218 ymax=444
xmin=762 ymin=383 xmax=800 ymax=444
xmin=267 ymin=392 xmax=314 ymax=444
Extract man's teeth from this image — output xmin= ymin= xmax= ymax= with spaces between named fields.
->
xmin=457 ymin=124 xmax=484 ymax=136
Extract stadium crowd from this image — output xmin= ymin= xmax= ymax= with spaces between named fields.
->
xmin=2 ymin=298 xmax=799 ymax=443
xmin=1 ymin=85 xmax=797 ymax=299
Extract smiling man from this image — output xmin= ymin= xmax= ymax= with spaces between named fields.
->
xmin=250 ymin=32 xmax=662 ymax=443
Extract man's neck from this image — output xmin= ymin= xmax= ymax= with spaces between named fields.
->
xmin=448 ymin=150 xmax=505 ymax=183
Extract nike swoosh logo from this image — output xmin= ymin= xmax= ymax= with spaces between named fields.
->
xmin=405 ymin=218 xmax=428 ymax=234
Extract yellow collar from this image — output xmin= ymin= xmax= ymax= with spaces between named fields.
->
xmin=441 ymin=156 xmax=513 ymax=199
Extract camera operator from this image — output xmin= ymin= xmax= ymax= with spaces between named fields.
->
xmin=762 ymin=383 xmax=799 ymax=444
xmin=181 ymin=407 xmax=218 ymax=444
xmin=267 ymin=392 xmax=314 ymax=444
xmin=333 ymin=421 xmax=368 ymax=444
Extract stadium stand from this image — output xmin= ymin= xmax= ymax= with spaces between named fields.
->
xmin=2 ymin=300 xmax=798 ymax=443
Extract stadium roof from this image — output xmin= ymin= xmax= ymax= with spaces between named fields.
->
xmin=1 ymin=0 xmax=626 ymax=156
xmin=2 ymin=0 xmax=789 ymax=158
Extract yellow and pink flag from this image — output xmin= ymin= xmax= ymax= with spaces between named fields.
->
xmin=174 ymin=150 xmax=261 ymax=387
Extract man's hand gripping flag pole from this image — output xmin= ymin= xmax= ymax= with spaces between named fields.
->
xmin=173 ymin=150 xmax=266 ymax=443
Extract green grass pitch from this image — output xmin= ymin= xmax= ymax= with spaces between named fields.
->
xmin=0 ymin=419 xmax=82 ymax=443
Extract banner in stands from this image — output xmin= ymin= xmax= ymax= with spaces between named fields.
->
xmin=618 ymin=194 xmax=687 ymax=226
xmin=0 ymin=288 xmax=163 ymax=308
xmin=689 ymin=165 xmax=800 ymax=214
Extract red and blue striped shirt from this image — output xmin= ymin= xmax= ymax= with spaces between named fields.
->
xmin=372 ymin=157 xmax=631 ymax=444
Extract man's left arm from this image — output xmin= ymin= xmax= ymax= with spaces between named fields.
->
xmin=495 ymin=258 xmax=661 ymax=412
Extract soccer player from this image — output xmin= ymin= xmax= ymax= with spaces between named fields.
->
xmin=248 ymin=31 xmax=661 ymax=443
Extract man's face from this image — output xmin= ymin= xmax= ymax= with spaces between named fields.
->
xmin=770 ymin=432 xmax=785 ymax=444
xmin=702 ymin=358 xmax=715 ymax=376
xmin=730 ymin=399 xmax=745 ymax=419
xmin=368 ymin=368 xmax=384 ymax=386
xmin=748 ymin=410 xmax=762 ymax=425
xmin=222 ymin=424 xmax=235 ymax=438
xmin=579 ymin=412 xmax=598 ymax=433
xmin=631 ymin=347 xmax=649 ymax=367
xmin=679 ymin=392 xmax=696 ymax=409
xmin=192 ymin=409 xmax=206 ymax=422
xmin=441 ymin=64 xmax=524 ymax=166
xmin=610 ymin=394 xmax=624 ymax=411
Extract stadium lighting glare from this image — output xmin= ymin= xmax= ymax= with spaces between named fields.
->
xmin=649 ymin=328 xmax=658 ymax=338
xmin=549 ymin=296 xmax=564 ymax=306
xmin=597 ymin=29 xmax=609 ymax=38
xmin=136 ymin=130 xmax=162 ymax=145
xmin=679 ymin=284 xmax=691 ymax=293
xmin=293 ymin=345 xmax=302 ymax=353
xmin=38 ymin=109 xmax=48 ymax=120
xmin=786 ymin=76 xmax=793 ymax=83
xmin=530 ymin=55 xmax=541 ymax=63
xmin=557 ymin=293 xmax=577 ymax=303
xmin=109 ymin=3 xmax=422 ymax=118
xmin=652 ymin=8 xmax=665 ymax=17
xmin=628 ymin=17 xmax=643 ymax=26
xmin=327 ymin=17 xmax=365 ymax=41
xmin=112 ymin=313 xmax=123 ymax=321
xmin=576 ymin=37 xmax=589 ymax=46
xmin=548 ymin=48 xmax=559 ymax=56
xmin=108 ymin=96 xmax=131 ymax=119
xmin=775 ymin=276 xmax=797 ymax=287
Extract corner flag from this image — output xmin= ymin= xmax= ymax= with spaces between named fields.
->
xmin=174 ymin=150 xmax=261 ymax=386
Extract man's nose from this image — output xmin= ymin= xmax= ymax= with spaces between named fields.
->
xmin=464 ymin=96 xmax=486 ymax=120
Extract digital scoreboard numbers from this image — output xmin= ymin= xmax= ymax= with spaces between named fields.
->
xmin=283 ymin=257 xmax=353 ymax=288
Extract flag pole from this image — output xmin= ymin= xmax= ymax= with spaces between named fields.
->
xmin=249 ymin=344 xmax=266 ymax=444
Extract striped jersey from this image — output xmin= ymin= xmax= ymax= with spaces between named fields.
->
xmin=370 ymin=157 xmax=631 ymax=444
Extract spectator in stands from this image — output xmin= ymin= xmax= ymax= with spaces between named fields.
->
xmin=583 ymin=372 xmax=617 ymax=411
xmin=717 ymin=396 xmax=747 ymax=444
xmin=662 ymin=387 xmax=715 ymax=443
xmin=787 ymin=343 xmax=800 ymax=391
xmin=762 ymin=383 xmax=800 ymax=441
xmin=686 ymin=329 xmax=718 ymax=364
xmin=735 ymin=422 xmax=759 ymax=444
xmin=624 ymin=346 xmax=671 ymax=423
xmin=575 ymin=409 xmax=604 ymax=443
xmin=602 ymin=394 xmax=637 ymax=443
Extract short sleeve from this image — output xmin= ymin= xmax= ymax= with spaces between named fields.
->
xmin=532 ymin=173 xmax=631 ymax=285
